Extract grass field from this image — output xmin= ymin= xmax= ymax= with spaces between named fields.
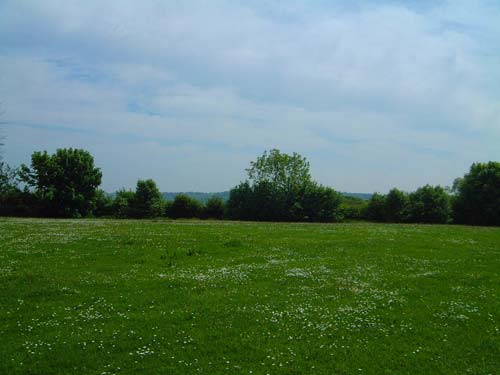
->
xmin=1 ymin=218 xmax=499 ymax=374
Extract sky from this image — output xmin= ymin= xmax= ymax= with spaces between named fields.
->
xmin=0 ymin=0 xmax=499 ymax=193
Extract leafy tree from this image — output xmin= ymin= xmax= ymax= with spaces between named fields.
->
xmin=227 ymin=149 xmax=345 ymax=222
xmin=365 ymin=193 xmax=386 ymax=221
xmin=131 ymin=179 xmax=164 ymax=218
xmin=112 ymin=189 xmax=136 ymax=218
xmin=246 ymin=149 xmax=312 ymax=221
xmin=0 ymin=162 xmax=18 ymax=194
xmin=203 ymin=196 xmax=226 ymax=219
xmin=453 ymin=162 xmax=500 ymax=226
xmin=384 ymin=188 xmax=409 ymax=223
xmin=301 ymin=183 xmax=343 ymax=222
xmin=341 ymin=196 xmax=368 ymax=221
xmin=167 ymin=194 xmax=202 ymax=219
xmin=247 ymin=149 xmax=312 ymax=197
xmin=226 ymin=182 xmax=254 ymax=220
xmin=407 ymin=185 xmax=451 ymax=224
xmin=19 ymin=148 xmax=102 ymax=217
xmin=93 ymin=189 xmax=114 ymax=217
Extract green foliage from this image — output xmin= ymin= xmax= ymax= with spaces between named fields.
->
xmin=407 ymin=185 xmax=451 ymax=224
xmin=19 ymin=148 xmax=102 ymax=217
xmin=453 ymin=161 xmax=500 ymax=226
xmin=203 ymin=196 xmax=225 ymax=219
xmin=246 ymin=149 xmax=312 ymax=195
xmin=93 ymin=190 xmax=114 ymax=217
xmin=301 ymin=183 xmax=344 ymax=222
xmin=167 ymin=194 xmax=202 ymax=219
xmin=0 ymin=162 xmax=18 ymax=194
xmin=227 ymin=149 xmax=342 ymax=222
xmin=226 ymin=182 xmax=254 ymax=220
xmin=112 ymin=189 xmax=136 ymax=218
xmin=0 ymin=162 xmax=37 ymax=216
xmin=341 ymin=196 xmax=368 ymax=221
xmin=365 ymin=193 xmax=386 ymax=221
xmin=384 ymin=188 xmax=409 ymax=222
xmin=131 ymin=179 xmax=164 ymax=218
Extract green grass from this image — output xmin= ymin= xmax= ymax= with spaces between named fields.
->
xmin=1 ymin=218 xmax=500 ymax=374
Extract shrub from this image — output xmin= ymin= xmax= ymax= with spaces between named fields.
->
xmin=167 ymin=194 xmax=202 ymax=219
xmin=203 ymin=196 xmax=225 ymax=219
xmin=365 ymin=193 xmax=386 ymax=221
xmin=407 ymin=185 xmax=451 ymax=224
xmin=384 ymin=188 xmax=409 ymax=223
xmin=452 ymin=162 xmax=500 ymax=226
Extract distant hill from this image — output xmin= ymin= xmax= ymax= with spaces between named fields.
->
xmin=341 ymin=192 xmax=372 ymax=200
xmin=160 ymin=191 xmax=372 ymax=203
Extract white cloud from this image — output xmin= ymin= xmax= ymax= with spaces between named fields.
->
xmin=0 ymin=0 xmax=499 ymax=192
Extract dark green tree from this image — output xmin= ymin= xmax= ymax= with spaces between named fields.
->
xmin=112 ymin=189 xmax=136 ymax=218
xmin=226 ymin=182 xmax=254 ymax=220
xmin=167 ymin=194 xmax=202 ymax=219
xmin=453 ymin=162 xmax=500 ymax=226
xmin=203 ymin=196 xmax=225 ymax=219
xmin=384 ymin=188 xmax=409 ymax=223
xmin=131 ymin=179 xmax=164 ymax=218
xmin=407 ymin=185 xmax=451 ymax=224
xmin=301 ymin=183 xmax=343 ymax=222
xmin=19 ymin=148 xmax=102 ymax=217
xmin=93 ymin=189 xmax=114 ymax=217
xmin=247 ymin=149 xmax=312 ymax=198
xmin=365 ymin=193 xmax=386 ymax=221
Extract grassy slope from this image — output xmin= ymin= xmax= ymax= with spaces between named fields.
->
xmin=0 ymin=218 xmax=499 ymax=374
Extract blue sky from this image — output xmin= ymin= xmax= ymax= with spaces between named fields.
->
xmin=1 ymin=0 xmax=499 ymax=193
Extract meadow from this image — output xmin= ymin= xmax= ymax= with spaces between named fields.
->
xmin=1 ymin=218 xmax=499 ymax=374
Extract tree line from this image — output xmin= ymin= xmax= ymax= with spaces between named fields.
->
xmin=0 ymin=148 xmax=498 ymax=226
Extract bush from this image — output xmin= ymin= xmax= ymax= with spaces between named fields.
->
xmin=203 ymin=196 xmax=225 ymax=219
xmin=226 ymin=182 xmax=254 ymax=220
xmin=384 ymin=188 xmax=409 ymax=223
xmin=301 ymin=184 xmax=343 ymax=222
xmin=453 ymin=162 xmax=500 ymax=226
xmin=112 ymin=189 xmax=136 ymax=218
xmin=407 ymin=185 xmax=451 ymax=224
xmin=131 ymin=179 xmax=164 ymax=218
xmin=167 ymin=194 xmax=202 ymax=219
xmin=365 ymin=193 xmax=386 ymax=221
xmin=93 ymin=189 xmax=114 ymax=217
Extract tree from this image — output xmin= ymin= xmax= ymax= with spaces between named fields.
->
xmin=453 ymin=162 xmax=500 ymax=226
xmin=247 ymin=149 xmax=312 ymax=197
xmin=131 ymin=179 xmax=164 ymax=218
xmin=112 ymin=189 xmax=136 ymax=218
xmin=203 ymin=196 xmax=225 ymax=219
xmin=245 ymin=149 xmax=313 ymax=221
xmin=384 ymin=188 xmax=409 ymax=223
xmin=301 ymin=183 xmax=343 ymax=222
xmin=365 ymin=193 xmax=386 ymax=221
xmin=167 ymin=194 xmax=202 ymax=219
xmin=19 ymin=148 xmax=102 ymax=217
xmin=0 ymin=162 xmax=17 ymax=194
xmin=93 ymin=189 xmax=114 ymax=217
xmin=407 ymin=185 xmax=451 ymax=224
xmin=226 ymin=182 xmax=254 ymax=220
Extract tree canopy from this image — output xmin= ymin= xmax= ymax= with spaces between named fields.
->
xmin=453 ymin=162 xmax=500 ymax=226
xmin=227 ymin=149 xmax=343 ymax=222
xmin=246 ymin=149 xmax=312 ymax=195
xmin=19 ymin=148 xmax=102 ymax=217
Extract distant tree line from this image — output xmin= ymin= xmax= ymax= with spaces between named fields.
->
xmin=0 ymin=148 xmax=498 ymax=226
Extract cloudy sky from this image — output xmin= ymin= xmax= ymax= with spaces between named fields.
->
xmin=0 ymin=0 xmax=499 ymax=193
